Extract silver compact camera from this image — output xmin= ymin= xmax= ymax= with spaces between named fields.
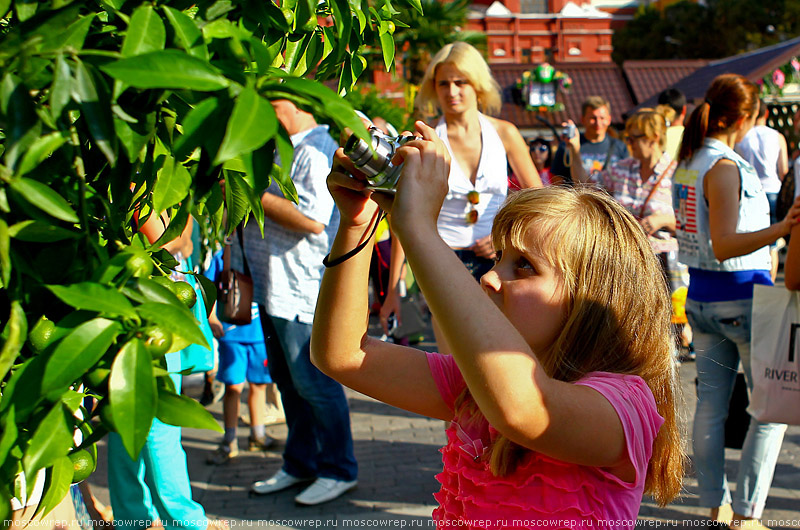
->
xmin=343 ymin=127 xmax=419 ymax=192
xmin=562 ymin=123 xmax=577 ymax=139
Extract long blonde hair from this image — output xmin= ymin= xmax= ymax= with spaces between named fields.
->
xmin=458 ymin=186 xmax=684 ymax=506
xmin=416 ymin=42 xmax=502 ymax=117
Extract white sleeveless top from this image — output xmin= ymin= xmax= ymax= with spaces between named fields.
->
xmin=435 ymin=114 xmax=509 ymax=248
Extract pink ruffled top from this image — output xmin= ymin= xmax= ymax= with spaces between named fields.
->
xmin=426 ymin=352 xmax=663 ymax=530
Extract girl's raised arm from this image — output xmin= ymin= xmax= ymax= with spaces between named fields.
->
xmin=310 ymin=149 xmax=450 ymax=421
xmin=386 ymin=123 xmax=632 ymax=473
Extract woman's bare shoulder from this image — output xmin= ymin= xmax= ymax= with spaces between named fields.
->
xmin=485 ymin=116 xmax=524 ymax=142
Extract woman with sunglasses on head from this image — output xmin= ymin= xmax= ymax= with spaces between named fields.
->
xmin=568 ymin=107 xmax=678 ymax=268
xmin=382 ymin=42 xmax=541 ymax=354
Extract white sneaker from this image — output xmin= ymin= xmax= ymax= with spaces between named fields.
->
xmin=251 ymin=470 xmax=312 ymax=495
xmin=294 ymin=477 xmax=358 ymax=506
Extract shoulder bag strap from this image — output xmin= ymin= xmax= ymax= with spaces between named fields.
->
xmin=639 ymin=160 xmax=677 ymax=219
xmin=236 ymin=224 xmax=251 ymax=276
xmin=601 ymin=138 xmax=616 ymax=171
xmin=222 ymin=237 xmax=231 ymax=273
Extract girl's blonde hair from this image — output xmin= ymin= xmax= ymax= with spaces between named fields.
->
xmin=458 ymin=186 xmax=684 ymax=505
xmin=416 ymin=42 xmax=502 ymax=117
xmin=626 ymin=107 xmax=670 ymax=150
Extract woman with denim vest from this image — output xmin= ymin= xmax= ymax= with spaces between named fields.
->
xmin=673 ymin=74 xmax=800 ymax=528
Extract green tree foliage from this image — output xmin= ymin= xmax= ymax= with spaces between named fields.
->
xmin=392 ymin=0 xmax=485 ymax=85
xmin=612 ymin=0 xmax=800 ymax=63
xmin=0 ymin=0 xmax=418 ymax=522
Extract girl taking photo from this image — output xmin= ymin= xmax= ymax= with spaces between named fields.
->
xmin=312 ymin=121 xmax=683 ymax=527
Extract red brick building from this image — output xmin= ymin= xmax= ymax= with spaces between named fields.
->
xmin=466 ymin=0 xmax=638 ymax=64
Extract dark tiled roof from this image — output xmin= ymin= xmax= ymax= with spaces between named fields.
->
xmin=643 ymin=36 xmax=800 ymax=106
xmin=623 ymin=59 xmax=708 ymax=105
xmin=491 ymin=62 xmax=634 ymax=128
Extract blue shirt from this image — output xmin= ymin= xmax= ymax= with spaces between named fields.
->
xmin=204 ymin=250 xmax=264 ymax=344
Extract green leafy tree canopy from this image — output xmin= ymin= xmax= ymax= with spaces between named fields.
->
xmin=0 ymin=0 xmax=419 ymax=523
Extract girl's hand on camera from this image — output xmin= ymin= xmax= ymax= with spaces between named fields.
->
xmin=327 ymin=148 xmax=380 ymax=229
xmin=372 ymin=121 xmax=450 ymax=239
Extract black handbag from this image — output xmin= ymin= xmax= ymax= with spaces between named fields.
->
xmin=694 ymin=372 xmax=751 ymax=449
xmin=218 ymin=225 xmax=253 ymax=325
xmin=725 ymin=372 xmax=751 ymax=449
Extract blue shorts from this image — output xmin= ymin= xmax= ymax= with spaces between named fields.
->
xmin=215 ymin=341 xmax=272 ymax=385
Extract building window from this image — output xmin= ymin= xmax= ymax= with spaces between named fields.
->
xmin=519 ymin=0 xmax=548 ymax=14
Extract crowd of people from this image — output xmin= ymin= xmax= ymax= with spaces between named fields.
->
xmin=85 ymin=42 xmax=800 ymax=530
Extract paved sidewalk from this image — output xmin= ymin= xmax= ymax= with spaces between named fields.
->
xmin=87 ymin=326 xmax=800 ymax=529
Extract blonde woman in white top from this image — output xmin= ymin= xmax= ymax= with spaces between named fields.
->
xmin=380 ymin=43 xmax=541 ymax=352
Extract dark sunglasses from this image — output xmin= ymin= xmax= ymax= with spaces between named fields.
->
xmin=530 ymin=144 xmax=549 ymax=153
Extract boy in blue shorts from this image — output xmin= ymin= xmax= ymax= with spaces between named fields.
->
xmin=204 ymin=248 xmax=276 ymax=465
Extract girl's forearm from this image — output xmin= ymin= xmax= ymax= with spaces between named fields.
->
xmin=399 ymin=227 xmax=549 ymax=436
xmin=711 ymin=222 xmax=787 ymax=262
xmin=310 ymin=222 xmax=375 ymax=373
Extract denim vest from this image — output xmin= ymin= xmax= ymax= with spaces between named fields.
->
xmin=672 ymin=138 xmax=771 ymax=271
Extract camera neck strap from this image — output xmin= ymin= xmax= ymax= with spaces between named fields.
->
xmin=322 ymin=209 xmax=385 ymax=268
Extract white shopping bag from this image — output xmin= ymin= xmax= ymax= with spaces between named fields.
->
xmin=749 ymin=284 xmax=800 ymax=425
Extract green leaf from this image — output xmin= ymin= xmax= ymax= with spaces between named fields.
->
xmin=152 ymin=155 xmax=192 ymax=214
xmin=41 ymin=318 xmax=122 ymax=400
xmin=101 ymin=50 xmax=230 ymax=91
xmin=173 ymin=97 xmax=220 ymax=161
xmin=149 ymin=195 xmax=192 ymax=250
xmin=32 ymin=455 xmax=73 ymax=520
xmin=0 ymin=355 xmax=46 ymax=419
xmin=123 ymin=278 xmax=184 ymax=309
xmin=280 ymin=77 xmax=369 ymax=140
xmin=224 ymin=169 xmax=251 ymax=233
xmin=293 ymin=30 xmax=323 ymax=77
xmin=50 ymin=54 xmax=72 ymax=122
xmin=0 ymin=407 xmax=18 ymax=467
xmin=9 ymin=178 xmax=79 ymax=223
xmin=379 ymin=31 xmax=395 ymax=71
xmin=0 ymin=218 xmax=10 ymax=288
xmin=194 ymin=274 xmax=217 ymax=318
xmin=2 ymin=74 xmax=41 ymax=170
xmin=284 ymin=32 xmax=311 ymax=75
xmin=273 ymin=126 xmax=298 ymax=203
xmin=72 ymin=61 xmax=116 ymax=166
xmin=110 ymin=339 xmax=156 ymax=460
xmin=0 ymin=301 xmax=27 ymax=383
xmin=246 ymin=0 xmax=289 ymax=32
xmin=47 ymin=283 xmax=136 ymax=317
xmin=16 ymin=133 xmax=68 ymax=177
xmin=224 ymin=171 xmax=262 ymax=233
xmin=40 ymin=14 xmax=95 ymax=54
xmin=114 ymin=117 xmax=151 ymax=163
xmin=15 ymin=1 xmax=37 ymax=21
xmin=136 ymin=303 xmax=209 ymax=347
xmin=214 ymin=87 xmax=278 ymax=165
xmin=162 ymin=6 xmax=208 ymax=61
xmin=403 ymin=0 xmax=424 ymax=15
xmin=121 ymin=5 xmax=166 ymax=58
xmin=7 ymin=220 xmax=78 ymax=242
xmin=242 ymin=139 xmax=274 ymax=190
xmin=22 ymin=402 xmax=72 ymax=478
xmin=155 ymin=387 xmax=223 ymax=432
